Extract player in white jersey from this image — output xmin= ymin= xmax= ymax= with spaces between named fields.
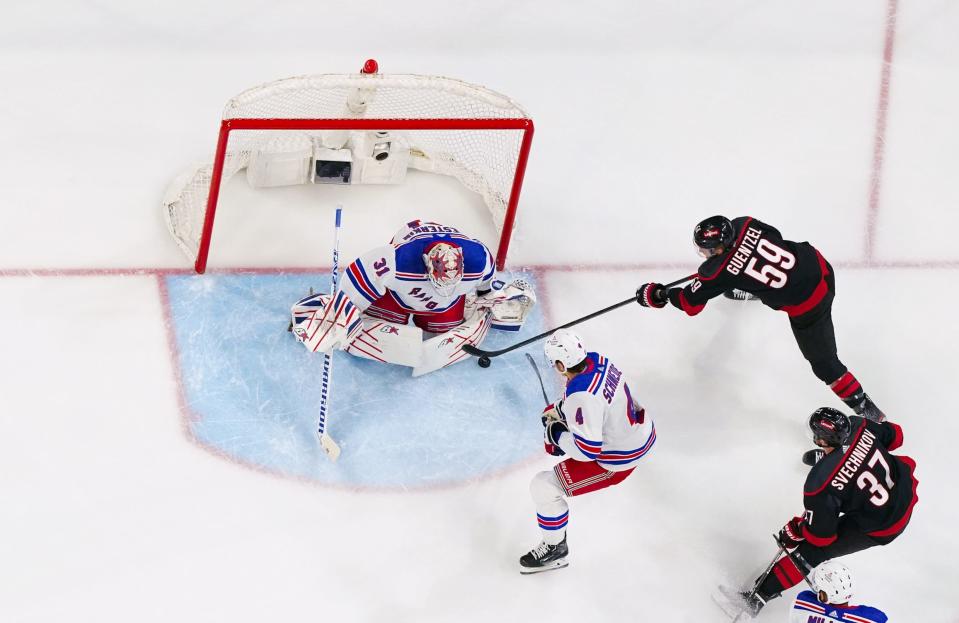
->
xmin=290 ymin=219 xmax=536 ymax=376
xmin=519 ymin=329 xmax=656 ymax=574
xmin=790 ymin=561 xmax=887 ymax=623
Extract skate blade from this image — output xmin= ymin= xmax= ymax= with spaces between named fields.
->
xmin=710 ymin=586 xmax=746 ymax=620
xmin=519 ymin=558 xmax=569 ymax=575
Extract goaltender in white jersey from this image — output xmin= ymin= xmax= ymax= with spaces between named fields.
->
xmin=519 ymin=329 xmax=656 ymax=573
xmin=290 ymin=219 xmax=536 ymax=376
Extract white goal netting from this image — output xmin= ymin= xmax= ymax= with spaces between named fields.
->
xmin=163 ymin=68 xmax=532 ymax=270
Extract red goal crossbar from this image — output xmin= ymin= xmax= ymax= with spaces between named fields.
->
xmin=195 ymin=117 xmax=535 ymax=274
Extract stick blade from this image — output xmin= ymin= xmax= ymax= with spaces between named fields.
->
xmin=461 ymin=344 xmax=486 ymax=357
xmin=319 ymin=432 xmax=341 ymax=462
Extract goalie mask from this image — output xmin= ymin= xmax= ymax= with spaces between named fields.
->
xmin=423 ymin=242 xmax=464 ymax=296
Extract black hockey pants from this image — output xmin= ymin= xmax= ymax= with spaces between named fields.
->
xmin=789 ymin=266 xmax=846 ymax=385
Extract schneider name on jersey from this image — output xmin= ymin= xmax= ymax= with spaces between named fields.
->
xmin=556 ymin=352 xmax=656 ymax=471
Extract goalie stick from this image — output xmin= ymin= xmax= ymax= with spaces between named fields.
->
xmin=464 ymin=274 xmax=696 ymax=366
xmin=316 ymin=206 xmax=343 ymax=462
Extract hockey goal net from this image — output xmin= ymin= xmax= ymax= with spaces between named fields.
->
xmin=164 ymin=59 xmax=534 ymax=273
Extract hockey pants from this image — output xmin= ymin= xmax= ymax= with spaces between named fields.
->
xmin=789 ymin=267 xmax=848 ymax=386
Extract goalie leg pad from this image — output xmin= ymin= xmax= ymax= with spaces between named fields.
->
xmin=344 ymin=318 xmax=423 ymax=367
xmin=412 ymin=308 xmax=493 ymax=377
xmin=291 ymin=291 xmax=363 ymax=353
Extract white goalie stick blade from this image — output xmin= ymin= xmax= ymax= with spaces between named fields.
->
xmin=318 ymin=431 xmax=341 ymax=462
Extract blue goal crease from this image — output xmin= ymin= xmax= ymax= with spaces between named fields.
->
xmin=164 ymin=272 xmax=550 ymax=488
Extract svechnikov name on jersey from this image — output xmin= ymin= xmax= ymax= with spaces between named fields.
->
xmin=829 ymin=426 xmax=879 ymax=491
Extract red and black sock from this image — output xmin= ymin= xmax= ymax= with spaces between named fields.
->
xmin=830 ymin=372 xmax=864 ymax=409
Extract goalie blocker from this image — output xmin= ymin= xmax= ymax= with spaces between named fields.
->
xmin=291 ymin=279 xmax=536 ymax=377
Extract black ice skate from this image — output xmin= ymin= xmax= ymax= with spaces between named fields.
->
xmin=519 ymin=536 xmax=569 ymax=574
xmin=723 ymin=289 xmax=759 ymax=301
xmin=854 ymin=393 xmax=886 ymax=423
xmin=712 ymin=585 xmax=767 ymax=619
xmin=802 ymin=448 xmax=825 ymax=466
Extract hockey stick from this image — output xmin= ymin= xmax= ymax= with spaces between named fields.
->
xmin=525 ymin=353 xmax=551 ymax=406
xmin=316 ymin=206 xmax=343 ymax=462
xmin=464 ymin=274 xmax=696 ymax=366
xmin=774 ymin=534 xmax=815 ymax=590
xmin=731 ymin=540 xmax=787 ymax=623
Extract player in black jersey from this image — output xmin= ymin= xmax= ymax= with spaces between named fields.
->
xmin=729 ymin=407 xmax=919 ymax=616
xmin=637 ymin=216 xmax=885 ymax=450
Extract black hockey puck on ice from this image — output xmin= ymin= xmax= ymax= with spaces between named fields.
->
xmin=478 ymin=356 xmax=491 ymax=368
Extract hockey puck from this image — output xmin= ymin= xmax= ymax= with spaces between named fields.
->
xmin=478 ymin=356 xmax=491 ymax=368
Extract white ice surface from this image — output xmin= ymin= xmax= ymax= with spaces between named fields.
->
xmin=1 ymin=1 xmax=957 ymax=621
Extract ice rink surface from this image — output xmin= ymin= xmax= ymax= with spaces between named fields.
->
xmin=1 ymin=0 xmax=957 ymax=621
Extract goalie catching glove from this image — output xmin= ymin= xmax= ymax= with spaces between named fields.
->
xmin=290 ymin=291 xmax=364 ymax=353
xmin=467 ymin=279 xmax=537 ymax=331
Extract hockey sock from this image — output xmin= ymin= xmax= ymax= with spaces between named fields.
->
xmin=536 ymin=511 xmax=568 ymax=545
xmin=758 ymin=556 xmax=804 ymax=597
xmin=830 ymin=372 xmax=864 ymax=408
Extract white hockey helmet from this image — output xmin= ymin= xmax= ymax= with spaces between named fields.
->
xmin=544 ymin=329 xmax=587 ymax=372
xmin=423 ymin=241 xmax=464 ymax=296
xmin=812 ymin=561 xmax=854 ymax=604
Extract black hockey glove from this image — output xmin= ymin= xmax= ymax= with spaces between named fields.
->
xmin=636 ymin=282 xmax=667 ymax=308
xmin=543 ymin=420 xmax=569 ymax=457
xmin=778 ymin=516 xmax=806 ymax=549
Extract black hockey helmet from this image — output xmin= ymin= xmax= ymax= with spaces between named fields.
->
xmin=693 ymin=216 xmax=735 ymax=252
xmin=808 ymin=407 xmax=852 ymax=448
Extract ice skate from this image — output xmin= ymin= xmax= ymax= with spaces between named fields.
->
xmin=519 ymin=536 xmax=569 ymax=574
xmin=711 ymin=585 xmax=766 ymax=620
xmin=854 ymin=393 xmax=886 ymax=423
xmin=723 ymin=288 xmax=758 ymax=301
xmin=802 ymin=448 xmax=825 ymax=466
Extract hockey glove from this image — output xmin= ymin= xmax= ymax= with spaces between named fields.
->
xmin=541 ymin=402 xmax=566 ymax=427
xmin=544 ymin=441 xmax=566 ymax=457
xmin=778 ymin=516 xmax=806 ymax=549
xmin=544 ymin=419 xmax=569 ymax=454
xmin=636 ymin=283 xmax=667 ymax=308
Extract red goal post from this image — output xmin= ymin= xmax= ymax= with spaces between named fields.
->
xmin=163 ymin=60 xmax=534 ymax=273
